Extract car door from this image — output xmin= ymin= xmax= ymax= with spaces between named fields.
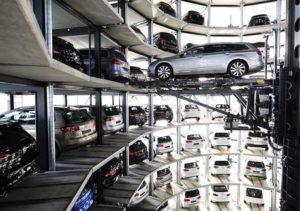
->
xmin=172 ymin=46 xmax=205 ymax=75
xmin=199 ymin=44 xmax=230 ymax=74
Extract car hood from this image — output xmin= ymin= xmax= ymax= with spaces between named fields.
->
xmin=150 ymin=55 xmax=180 ymax=65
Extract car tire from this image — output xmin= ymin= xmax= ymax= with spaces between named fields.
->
xmin=196 ymin=117 xmax=200 ymax=122
xmin=156 ymin=63 xmax=173 ymax=80
xmin=265 ymin=147 xmax=269 ymax=151
xmin=227 ymin=146 xmax=231 ymax=149
xmin=244 ymin=200 xmax=247 ymax=204
xmin=211 ymin=145 xmax=215 ymax=148
xmin=228 ymin=60 xmax=248 ymax=78
xmin=245 ymin=145 xmax=248 ymax=149
xmin=181 ymin=148 xmax=184 ymax=151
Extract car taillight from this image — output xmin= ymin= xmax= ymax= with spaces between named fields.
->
xmin=129 ymin=152 xmax=137 ymax=156
xmin=158 ymin=37 xmax=166 ymax=45
xmin=53 ymin=45 xmax=61 ymax=54
xmin=157 ymin=144 xmax=164 ymax=147
xmin=214 ymin=138 xmax=218 ymax=140
xmin=186 ymin=140 xmax=192 ymax=143
xmin=197 ymin=196 xmax=201 ymax=199
xmin=61 ymin=126 xmax=80 ymax=133
xmin=129 ymin=112 xmax=135 ymax=117
xmin=134 ymin=192 xmax=139 ymax=197
xmin=184 ymin=109 xmax=190 ymax=112
xmin=246 ymin=137 xmax=252 ymax=140
xmin=0 ymin=152 xmax=10 ymax=161
xmin=246 ymin=166 xmax=251 ymax=170
xmin=184 ymin=168 xmax=189 ymax=172
xmin=262 ymin=168 xmax=266 ymax=172
xmin=214 ymin=165 xmax=218 ymax=168
xmin=105 ymin=170 xmax=114 ymax=177
xmin=156 ymin=177 xmax=162 ymax=180
xmin=213 ymin=193 xmax=218 ymax=196
xmin=197 ymin=167 xmax=200 ymax=170
xmin=257 ymin=50 xmax=262 ymax=56
xmin=227 ymin=193 xmax=231 ymax=196
xmin=263 ymin=137 xmax=268 ymax=141
xmin=111 ymin=59 xmax=124 ymax=65
xmin=105 ymin=117 xmax=113 ymax=122
xmin=184 ymin=198 xmax=190 ymax=202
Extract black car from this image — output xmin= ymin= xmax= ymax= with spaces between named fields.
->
xmin=183 ymin=11 xmax=204 ymax=25
xmin=131 ymin=26 xmax=147 ymax=43
xmin=183 ymin=43 xmax=197 ymax=50
xmin=248 ymin=14 xmax=270 ymax=26
xmin=0 ymin=122 xmax=38 ymax=194
xmin=129 ymin=106 xmax=147 ymax=127
xmin=153 ymin=32 xmax=179 ymax=54
xmin=157 ymin=1 xmax=176 ymax=17
xmin=53 ymin=37 xmax=85 ymax=72
xmin=102 ymin=157 xmax=122 ymax=187
xmin=129 ymin=140 xmax=148 ymax=165
xmin=154 ymin=105 xmax=173 ymax=124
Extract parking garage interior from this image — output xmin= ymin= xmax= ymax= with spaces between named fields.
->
xmin=0 ymin=0 xmax=299 ymax=211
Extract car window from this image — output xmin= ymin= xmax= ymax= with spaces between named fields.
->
xmin=184 ymin=162 xmax=198 ymax=168
xmin=158 ymin=136 xmax=172 ymax=143
xmin=215 ymin=133 xmax=229 ymax=137
xmin=213 ymin=185 xmax=228 ymax=192
xmin=185 ymin=189 xmax=199 ymax=197
xmin=0 ymin=125 xmax=33 ymax=150
xmin=129 ymin=106 xmax=144 ymax=112
xmin=185 ymin=104 xmax=198 ymax=109
xmin=187 ymin=134 xmax=202 ymax=140
xmin=247 ymin=161 xmax=265 ymax=168
xmin=225 ymin=44 xmax=248 ymax=51
xmin=246 ymin=188 xmax=262 ymax=198
xmin=204 ymin=44 xmax=225 ymax=53
xmin=139 ymin=181 xmax=147 ymax=190
xmin=130 ymin=141 xmax=146 ymax=151
xmin=157 ymin=168 xmax=170 ymax=177
xmin=63 ymin=109 xmax=93 ymax=124
xmin=156 ymin=105 xmax=168 ymax=111
xmin=215 ymin=161 xmax=229 ymax=166
xmin=104 ymin=107 xmax=120 ymax=116
xmin=216 ymin=104 xmax=229 ymax=109
xmin=248 ymin=132 xmax=266 ymax=137
xmin=114 ymin=51 xmax=126 ymax=62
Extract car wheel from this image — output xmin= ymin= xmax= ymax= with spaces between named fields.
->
xmin=156 ymin=63 xmax=173 ymax=80
xmin=244 ymin=200 xmax=247 ymax=204
xmin=181 ymin=148 xmax=184 ymax=151
xmin=181 ymin=116 xmax=184 ymax=122
xmin=227 ymin=146 xmax=231 ymax=149
xmin=196 ymin=117 xmax=200 ymax=122
xmin=211 ymin=145 xmax=215 ymax=148
xmin=245 ymin=145 xmax=248 ymax=149
xmin=228 ymin=60 xmax=248 ymax=78
xmin=265 ymin=147 xmax=269 ymax=151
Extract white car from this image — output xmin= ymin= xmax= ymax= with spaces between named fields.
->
xmin=244 ymin=160 xmax=267 ymax=179
xmin=245 ymin=131 xmax=269 ymax=151
xmin=154 ymin=135 xmax=174 ymax=155
xmin=181 ymin=104 xmax=200 ymax=121
xmin=181 ymin=161 xmax=200 ymax=179
xmin=157 ymin=201 xmax=169 ymax=211
xmin=211 ymin=160 xmax=231 ymax=176
xmin=223 ymin=116 xmax=239 ymax=129
xmin=210 ymin=185 xmax=231 ymax=203
xmin=130 ymin=181 xmax=149 ymax=205
xmin=181 ymin=133 xmax=204 ymax=151
xmin=211 ymin=104 xmax=230 ymax=121
xmin=211 ymin=132 xmax=231 ymax=149
xmin=155 ymin=167 xmax=172 ymax=187
xmin=244 ymin=187 xmax=264 ymax=206
xmin=103 ymin=106 xmax=124 ymax=134
xmin=181 ymin=189 xmax=201 ymax=208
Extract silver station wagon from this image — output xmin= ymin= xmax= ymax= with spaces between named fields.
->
xmin=148 ymin=42 xmax=264 ymax=80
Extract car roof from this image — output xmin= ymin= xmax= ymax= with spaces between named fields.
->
xmin=190 ymin=42 xmax=253 ymax=48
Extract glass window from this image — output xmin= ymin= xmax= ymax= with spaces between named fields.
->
xmin=157 ymin=136 xmax=172 ymax=143
xmin=213 ymin=185 xmax=228 ymax=192
xmin=187 ymin=134 xmax=202 ymax=140
xmin=225 ymin=44 xmax=249 ymax=51
xmin=63 ymin=109 xmax=93 ymax=124
xmin=184 ymin=162 xmax=198 ymax=168
xmin=104 ymin=106 xmax=120 ymax=116
xmin=214 ymin=132 xmax=229 ymax=137
xmin=114 ymin=51 xmax=126 ymax=62
xmin=204 ymin=44 xmax=225 ymax=53
xmin=247 ymin=161 xmax=265 ymax=168
xmin=185 ymin=189 xmax=200 ymax=197
xmin=215 ymin=161 xmax=229 ymax=166
xmin=246 ymin=188 xmax=263 ymax=198
xmin=210 ymin=7 xmax=240 ymax=27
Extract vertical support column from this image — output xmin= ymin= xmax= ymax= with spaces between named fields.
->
xmin=36 ymin=87 xmax=50 ymax=172
xmin=149 ymin=133 xmax=154 ymax=161
xmin=149 ymin=174 xmax=154 ymax=196
xmin=44 ymin=0 xmax=52 ymax=56
xmin=177 ymin=0 xmax=182 ymax=52
xmin=149 ymin=93 xmax=154 ymax=126
xmin=122 ymin=92 xmax=129 ymax=133
xmin=176 ymin=161 xmax=181 ymax=185
xmin=46 ymin=84 xmax=55 ymax=171
xmin=274 ymin=0 xmax=282 ymax=78
xmin=95 ymin=168 xmax=103 ymax=203
xmin=94 ymin=29 xmax=102 ymax=78
xmin=206 ymin=1 xmax=212 ymax=43
xmin=238 ymin=130 xmax=242 ymax=151
xmin=237 ymin=154 xmax=241 ymax=181
xmin=205 ymin=156 xmax=209 ymax=181
xmin=176 ymin=194 xmax=181 ymax=211
xmin=239 ymin=2 xmax=244 ymax=42
xmin=9 ymin=94 xmax=14 ymax=110
xmin=121 ymin=0 xmax=128 ymax=24
xmin=237 ymin=185 xmax=241 ymax=209
xmin=148 ymin=19 xmax=154 ymax=45
xmin=205 ymin=186 xmax=209 ymax=209
xmin=95 ymin=89 xmax=103 ymax=145
xmin=123 ymin=146 xmax=129 ymax=176
xmin=177 ymin=126 xmax=181 ymax=154
xmin=64 ymin=94 xmax=68 ymax=106
xmin=271 ymin=152 xmax=278 ymax=211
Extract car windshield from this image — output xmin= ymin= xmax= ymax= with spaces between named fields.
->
xmin=114 ymin=51 xmax=127 ymax=62
xmin=158 ymin=136 xmax=172 ymax=143
xmin=215 ymin=161 xmax=229 ymax=166
xmin=104 ymin=107 xmax=120 ymax=116
xmin=184 ymin=162 xmax=198 ymax=168
xmin=185 ymin=105 xmax=198 ymax=109
xmin=247 ymin=188 xmax=262 ymax=198
xmin=129 ymin=106 xmax=144 ymax=113
xmin=63 ymin=110 xmax=93 ymax=124
xmin=216 ymin=104 xmax=229 ymax=109
xmin=249 ymin=132 xmax=266 ymax=137
xmin=185 ymin=189 xmax=199 ymax=198
xmin=155 ymin=105 xmax=169 ymax=111
xmin=157 ymin=168 xmax=170 ymax=177
xmin=139 ymin=181 xmax=147 ymax=190
xmin=215 ymin=133 xmax=229 ymax=138
xmin=187 ymin=134 xmax=202 ymax=140
xmin=213 ymin=185 xmax=228 ymax=192
xmin=130 ymin=141 xmax=146 ymax=151
xmin=247 ymin=161 xmax=265 ymax=168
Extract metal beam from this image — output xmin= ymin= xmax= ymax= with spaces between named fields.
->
xmin=122 ymin=91 xmax=129 ymax=132
xmin=123 ymin=146 xmax=129 ymax=176
xmin=94 ymin=89 xmax=103 ymax=145
xmin=148 ymin=94 xmax=154 ymax=126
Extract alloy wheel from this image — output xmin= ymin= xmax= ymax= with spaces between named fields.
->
xmin=157 ymin=65 xmax=172 ymax=80
xmin=229 ymin=61 xmax=246 ymax=77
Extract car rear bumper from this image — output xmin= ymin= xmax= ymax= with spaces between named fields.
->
xmin=246 ymin=143 xmax=268 ymax=149
xmin=157 ymin=147 xmax=174 ymax=154
xmin=103 ymin=123 xmax=124 ymax=134
xmin=63 ymin=132 xmax=98 ymax=150
xmin=244 ymin=172 xmax=266 ymax=178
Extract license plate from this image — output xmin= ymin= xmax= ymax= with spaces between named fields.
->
xmin=165 ymin=146 xmax=170 ymax=148
xmin=194 ymin=143 xmax=199 ymax=145
xmin=254 ymin=171 xmax=260 ymax=173
xmin=116 ymin=120 xmax=121 ymax=124
xmin=191 ymin=200 xmax=196 ymax=203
